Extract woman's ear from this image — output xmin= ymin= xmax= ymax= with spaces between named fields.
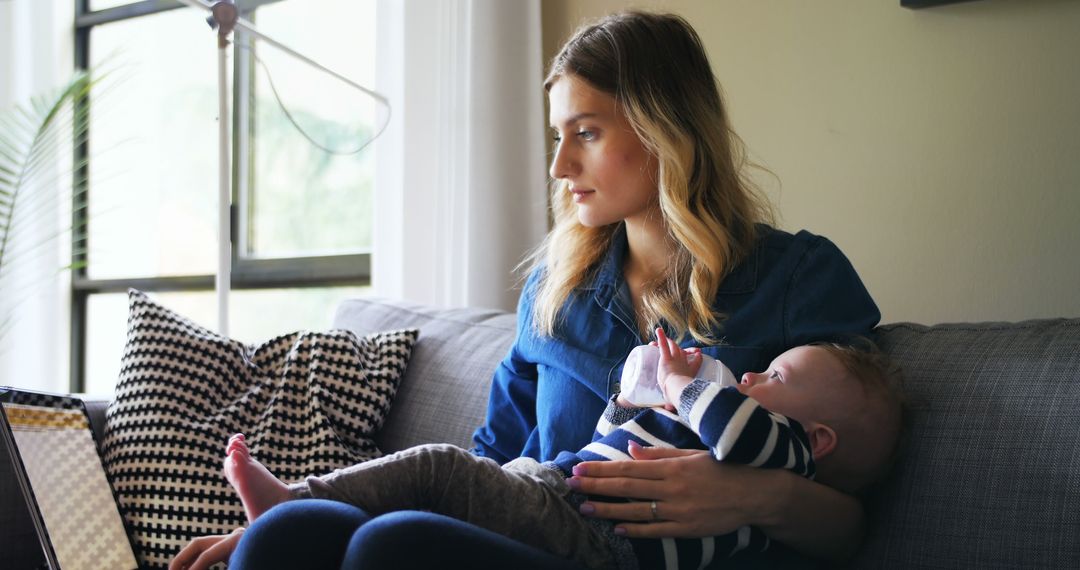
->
xmin=806 ymin=423 xmax=837 ymax=459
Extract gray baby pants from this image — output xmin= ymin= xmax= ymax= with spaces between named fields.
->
xmin=290 ymin=443 xmax=618 ymax=570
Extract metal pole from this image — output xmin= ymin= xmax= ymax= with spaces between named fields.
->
xmin=212 ymin=1 xmax=238 ymax=336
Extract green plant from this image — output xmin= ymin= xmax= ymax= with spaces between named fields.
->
xmin=0 ymin=72 xmax=95 ymax=342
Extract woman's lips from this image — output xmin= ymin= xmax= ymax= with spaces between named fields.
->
xmin=570 ymin=188 xmax=595 ymax=202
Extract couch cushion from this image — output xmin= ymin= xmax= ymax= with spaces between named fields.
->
xmin=332 ymin=298 xmax=516 ymax=453
xmin=854 ymin=318 xmax=1080 ymax=568
xmin=102 ymin=291 xmax=418 ymax=568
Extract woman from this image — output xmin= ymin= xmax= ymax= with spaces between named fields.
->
xmin=173 ymin=11 xmax=878 ymax=569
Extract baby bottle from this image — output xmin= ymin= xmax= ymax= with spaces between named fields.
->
xmin=618 ymin=345 xmax=736 ymax=407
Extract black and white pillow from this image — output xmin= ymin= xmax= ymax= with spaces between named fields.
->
xmin=101 ymin=290 xmax=418 ymax=568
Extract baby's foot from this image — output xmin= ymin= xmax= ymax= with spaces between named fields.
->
xmin=223 ymin=434 xmax=291 ymax=523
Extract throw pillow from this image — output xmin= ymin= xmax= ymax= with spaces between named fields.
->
xmin=101 ymin=290 xmax=418 ymax=568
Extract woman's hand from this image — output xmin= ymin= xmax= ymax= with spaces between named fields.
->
xmin=169 ymin=529 xmax=244 ymax=570
xmin=570 ymin=444 xmax=772 ymax=538
xmin=568 ymin=443 xmax=864 ymax=561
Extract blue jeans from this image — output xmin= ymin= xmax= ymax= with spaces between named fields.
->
xmin=231 ymin=499 xmax=586 ymax=570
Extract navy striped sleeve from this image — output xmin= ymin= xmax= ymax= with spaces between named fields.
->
xmin=677 ymin=379 xmax=815 ymax=478
xmin=597 ymin=394 xmax=647 ymax=436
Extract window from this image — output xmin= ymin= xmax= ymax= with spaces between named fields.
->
xmin=73 ymin=0 xmax=376 ymax=393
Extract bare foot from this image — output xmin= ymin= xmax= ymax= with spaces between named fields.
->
xmin=223 ymin=434 xmax=292 ymax=523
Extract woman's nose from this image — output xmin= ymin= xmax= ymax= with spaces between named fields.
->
xmin=549 ymin=142 xmax=578 ymax=180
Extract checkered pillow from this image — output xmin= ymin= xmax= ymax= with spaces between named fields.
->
xmin=101 ymin=290 xmax=418 ymax=568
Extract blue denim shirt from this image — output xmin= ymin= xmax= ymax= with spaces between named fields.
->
xmin=472 ymin=224 xmax=880 ymax=464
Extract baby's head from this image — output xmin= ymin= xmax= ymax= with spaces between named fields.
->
xmin=737 ymin=341 xmax=903 ymax=494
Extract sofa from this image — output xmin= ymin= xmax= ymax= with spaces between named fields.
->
xmin=76 ymin=296 xmax=1080 ymax=568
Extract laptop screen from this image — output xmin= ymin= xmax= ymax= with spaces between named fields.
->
xmin=0 ymin=389 xmax=137 ymax=570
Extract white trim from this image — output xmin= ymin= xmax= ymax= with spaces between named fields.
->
xmin=372 ymin=0 xmax=546 ymax=312
xmin=0 ymin=0 xmax=75 ymax=393
xmin=579 ymin=441 xmax=632 ymax=461
xmin=619 ymin=420 xmax=677 ymax=449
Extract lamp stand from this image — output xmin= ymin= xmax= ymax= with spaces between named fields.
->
xmin=176 ymin=0 xmax=390 ymax=336
xmin=212 ymin=1 xmax=237 ymax=336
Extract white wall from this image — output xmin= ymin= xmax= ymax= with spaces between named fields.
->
xmin=0 ymin=2 xmax=13 ymax=109
xmin=0 ymin=0 xmax=75 ymax=392
xmin=0 ymin=0 xmax=73 ymax=106
xmin=542 ymin=0 xmax=1080 ymax=325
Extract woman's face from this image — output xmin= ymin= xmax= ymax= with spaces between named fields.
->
xmin=548 ymin=75 xmax=660 ymax=228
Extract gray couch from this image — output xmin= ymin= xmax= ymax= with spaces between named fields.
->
xmin=83 ymin=297 xmax=1080 ymax=568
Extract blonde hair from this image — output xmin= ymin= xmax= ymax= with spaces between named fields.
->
xmin=528 ymin=11 xmax=773 ymax=343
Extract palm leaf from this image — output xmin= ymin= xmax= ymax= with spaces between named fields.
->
xmin=0 ymin=70 xmax=107 ymax=342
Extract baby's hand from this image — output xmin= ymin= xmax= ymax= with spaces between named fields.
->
xmin=655 ymin=328 xmax=701 ymax=411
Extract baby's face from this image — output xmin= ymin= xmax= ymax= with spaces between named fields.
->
xmin=736 ymin=346 xmax=852 ymax=425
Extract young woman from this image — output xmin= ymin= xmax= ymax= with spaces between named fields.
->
xmin=173 ymin=11 xmax=879 ymax=570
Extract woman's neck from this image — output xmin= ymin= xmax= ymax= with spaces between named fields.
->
xmin=622 ymin=215 xmax=674 ymax=290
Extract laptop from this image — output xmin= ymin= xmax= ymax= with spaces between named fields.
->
xmin=0 ymin=388 xmax=137 ymax=570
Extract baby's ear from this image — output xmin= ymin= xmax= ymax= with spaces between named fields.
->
xmin=805 ymin=423 xmax=837 ymax=459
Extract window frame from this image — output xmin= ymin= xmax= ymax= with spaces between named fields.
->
xmin=71 ymin=0 xmax=372 ymax=391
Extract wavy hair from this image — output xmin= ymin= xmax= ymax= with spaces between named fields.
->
xmin=528 ymin=11 xmax=773 ymax=343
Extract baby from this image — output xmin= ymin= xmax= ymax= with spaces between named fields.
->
xmin=221 ymin=329 xmax=902 ymax=570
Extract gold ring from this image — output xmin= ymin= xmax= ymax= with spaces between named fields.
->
xmin=650 ymin=500 xmax=659 ymax=521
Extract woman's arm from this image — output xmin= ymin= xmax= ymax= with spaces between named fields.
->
xmin=568 ymin=445 xmax=864 ymax=562
xmin=471 ymin=271 xmax=542 ymax=463
xmin=470 ymin=344 xmax=539 ymax=463
xmin=754 ymin=465 xmax=864 ymax=561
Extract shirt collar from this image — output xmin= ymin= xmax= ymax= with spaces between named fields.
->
xmin=588 ymin=224 xmax=628 ymax=291
xmin=586 ymin=222 xmax=764 ymax=302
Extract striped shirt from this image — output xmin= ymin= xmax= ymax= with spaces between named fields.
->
xmin=549 ymin=378 xmax=815 ymax=570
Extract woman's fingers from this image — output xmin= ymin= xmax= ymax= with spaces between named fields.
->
xmin=627 ymin=444 xmax=706 ymax=461
xmin=169 ymin=532 xmax=242 ymax=570
xmin=570 ymin=472 xmax=668 ymax=501
xmin=569 ymin=449 xmax=712 ymax=502
xmin=573 ymin=456 xmax=667 ymax=480
xmin=170 ymin=536 xmax=220 ymax=570
xmin=583 ymin=497 xmax=681 ymax=522
xmin=571 ymin=446 xmax=709 ymax=480
xmin=193 ymin=532 xmax=242 ymax=570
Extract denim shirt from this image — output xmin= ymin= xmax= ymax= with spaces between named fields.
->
xmin=471 ymin=224 xmax=880 ymax=464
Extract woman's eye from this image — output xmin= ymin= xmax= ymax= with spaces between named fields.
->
xmin=551 ymin=133 xmax=562 ymax=144
xmin=577 ymin=130 xmax=596 ymax=141
xmin=769 ymin=370 xmax=782 ymax=381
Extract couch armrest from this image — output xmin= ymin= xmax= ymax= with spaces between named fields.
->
xmin=83 ymin=397 xmax=111 ymax=446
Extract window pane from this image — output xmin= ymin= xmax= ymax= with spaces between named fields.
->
xmin=89 ymin=0 xmax=136 ymax=10
xmin=84 ymin=286 xmax=371 ymax=394
xmin=246 ymin=0 xmax=377 ymax=259
xmin=87 ymin=9 xmax=219 ymax=280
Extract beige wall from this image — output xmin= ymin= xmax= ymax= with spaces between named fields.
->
xmin=541 ymin=0 xmax=1080 ymax=325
